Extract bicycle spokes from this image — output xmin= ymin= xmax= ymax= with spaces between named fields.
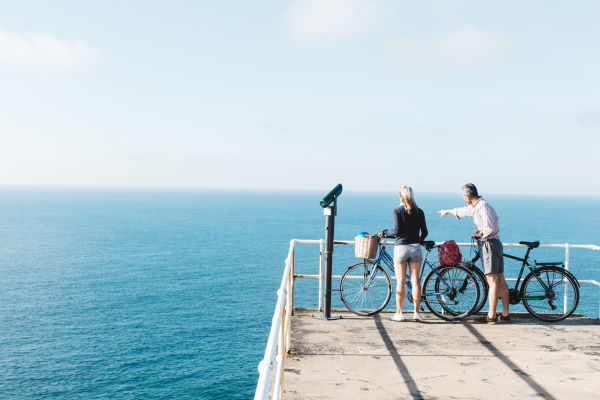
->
xmin=422 ymin=265 xmax=480 ymax=321
xmin=521 ymin=266 xmax=579 ymax=322
xmin=340 ymin=261 xmax=392 ymax=316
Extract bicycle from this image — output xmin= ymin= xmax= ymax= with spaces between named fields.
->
xmin=339 ymin=240 xmax=480 ymax=321
xmin=460 ymin=240 xmax=580 ymax=322
xmin=456 ymin=240 xmax=488 ymax=315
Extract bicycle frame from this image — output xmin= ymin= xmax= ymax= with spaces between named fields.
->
xmin=506 ymin=251 xmax=579 ymax=296
xmin=366 ymin=245 xmax=452 ymax=298
xmin=467 ymin=241 xmax=552 ymax=300
xmin=503 ymin=250 xmax=533 ymax=284
xmin=465 ymin=239 xmax=581 ymax=308
xmin=502 ymin=250 xmax=550 ymax=301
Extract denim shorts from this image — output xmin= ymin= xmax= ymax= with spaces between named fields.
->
xmin=393 ymin=244 xmax=423 ymax=263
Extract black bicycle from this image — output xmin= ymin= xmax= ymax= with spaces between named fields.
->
xmin=457 ymin=240 xmax=488 ymax=315
xmin=460 ymin=240 xmax=580 ymax=322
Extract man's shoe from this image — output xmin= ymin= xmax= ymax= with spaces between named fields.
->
xmin=474 ymin=314 xmax=497 ymax=324
xmin=497 ymin=314 xmax=511 ymax=323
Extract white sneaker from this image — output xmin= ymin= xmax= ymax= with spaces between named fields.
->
xmin=413 ymin=312 xmax=424 ymax=323
xmin=390 ymin=313 xmax=405 ymax=322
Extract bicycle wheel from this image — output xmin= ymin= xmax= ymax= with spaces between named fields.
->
xmin=340 ymin=260 xmax=392 ymax=316
xmin=424 ymin=265 xmax=480 ymax=321
xmin=521 ymin=266 xmax=579 ymax=322
xmin=467 ymin=265 xmax=488 ymax=314
xmin=435 ymin=263 xmax=488 ymax=315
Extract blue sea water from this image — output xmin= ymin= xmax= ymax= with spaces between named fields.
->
xmin=0 ymin=188 xmax=598 ymax=399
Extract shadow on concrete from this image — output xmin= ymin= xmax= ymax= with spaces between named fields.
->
xmin=373 ymin=314 xmax=424 ymax=400
xmin=299 ymin=309 xmax=598 ymax=325
xmin=463 ymin=323 xmax=557 ymax=400
xmin=467 ymin=312 xmax=599 ymax=326
xmin=290 ymin=352 xmax=495 ymax=358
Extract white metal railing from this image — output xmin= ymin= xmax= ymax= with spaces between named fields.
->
xmin=254 ymin=239 xmax=321 ymax=400
xmin=254 ymin=239 xmax=600 ymax=400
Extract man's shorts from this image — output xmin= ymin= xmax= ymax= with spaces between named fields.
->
xmin=394 ymin=244 xmax=423 ymax=263
xmin=478 ymin=239 xmax=504 ymax=274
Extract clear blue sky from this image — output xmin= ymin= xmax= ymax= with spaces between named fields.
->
xmin=1 ymin=1 xmax=599 ymax=195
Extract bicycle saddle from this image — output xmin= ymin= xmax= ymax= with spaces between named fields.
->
xmin=421 ymin=240 xmax=436 ymax=250
xmin=519 ymin=241 xmax=540 ymax=248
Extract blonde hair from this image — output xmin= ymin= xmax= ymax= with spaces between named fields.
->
xmin=399 ymin=186 xmax=418 ymax=214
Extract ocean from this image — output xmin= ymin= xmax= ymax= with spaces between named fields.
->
xmin=0 ymin=187 xmax=598 ymax=399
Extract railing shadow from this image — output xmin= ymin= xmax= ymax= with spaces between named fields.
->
xmin=373 ymin=314 xmax=425 ymax=400
xmin=463 ymin=322 xmax=557 ymax=400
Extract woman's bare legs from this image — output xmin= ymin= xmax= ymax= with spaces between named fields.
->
xmin=409 ymin=261 xmax=424 ymax=322
xmin=408 ymin=261 xmax=422 ymax=314
xmin=393 ymin=262 xmax=408 ymax=314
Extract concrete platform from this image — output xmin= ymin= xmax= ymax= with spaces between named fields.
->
xmin=284 ymin=309 xmax=600 ymax=400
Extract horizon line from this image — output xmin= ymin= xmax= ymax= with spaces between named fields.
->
xmin=0 ymin=183 xmax=598 ymax=198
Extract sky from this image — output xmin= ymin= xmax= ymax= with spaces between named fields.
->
xmin=0 ymin=1 xmax=599 ymax=196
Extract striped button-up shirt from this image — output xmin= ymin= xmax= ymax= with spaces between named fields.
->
xmin=453 ymin=197 xmax=500 ymax=240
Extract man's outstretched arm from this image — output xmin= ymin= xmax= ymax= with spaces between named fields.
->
xmin=438 ymin=206 xmax=471 ymax=219
xmin=438 ymin=209 xmax=455 ymax=218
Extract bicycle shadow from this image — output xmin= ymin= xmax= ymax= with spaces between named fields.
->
xmin=373 ymin=314 xmax=425 ymax=400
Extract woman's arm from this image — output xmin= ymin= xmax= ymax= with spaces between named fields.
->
xmin=378 ymin=208 xmax=402 ymax=238
xmin=419 ymin=211 xmax=428 ymax=241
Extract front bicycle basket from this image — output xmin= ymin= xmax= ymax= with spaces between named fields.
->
xmin=355 ymin=235 xmax=379 ymax=258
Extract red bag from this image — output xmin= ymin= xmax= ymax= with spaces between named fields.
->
xmin=438 ymin=240 xmax=462 ymax=266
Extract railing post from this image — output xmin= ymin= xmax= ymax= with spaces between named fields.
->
xmin=565 ymin=243 xmax=570 ymax=315
xmin=290 ymin=248 xmax=295 ymax=315
xmin=318 ymin=240 xmax=324 ymax=311
xmin=279 ymin=304 xmax=286 ymax=400
xmin=286 ymin=246 xmax=294 ymax=352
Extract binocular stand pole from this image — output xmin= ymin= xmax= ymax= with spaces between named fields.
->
xmin=314 ymin=199 xmax=341 ymax=320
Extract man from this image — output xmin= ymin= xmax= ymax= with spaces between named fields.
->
xmin=438 ymin=183 xmax=510 ymax=323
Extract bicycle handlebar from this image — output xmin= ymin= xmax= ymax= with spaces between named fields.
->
xmin=420 ymin=240 xmax=436 ymax=250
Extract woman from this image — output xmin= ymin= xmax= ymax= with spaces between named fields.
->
xmin=378 ymin=186 xmax=428 ymax=322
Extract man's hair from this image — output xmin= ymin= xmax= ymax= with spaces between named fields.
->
xmin=461 ymin=183 xmax=479 ymax=198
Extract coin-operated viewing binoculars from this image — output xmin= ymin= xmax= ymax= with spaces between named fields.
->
xmin=317 ymin=183 xmax=343 ymax=320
